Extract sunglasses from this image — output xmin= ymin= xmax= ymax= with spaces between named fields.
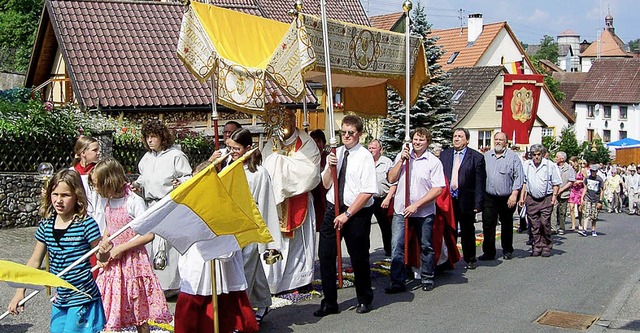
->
xmin=340 ymin=130 xmax=357 ymax=137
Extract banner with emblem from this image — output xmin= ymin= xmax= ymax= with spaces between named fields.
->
xmin=176 ymin=2 xmax=429 ymax=117
xmin=502 ymin=74 xmax=545 ymax=144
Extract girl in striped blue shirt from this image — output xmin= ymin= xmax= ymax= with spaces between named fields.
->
xmin=7 ymin=169 xmax=108 ymax=333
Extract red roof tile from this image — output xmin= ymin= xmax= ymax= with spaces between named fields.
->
xmin=581 ymin=29 xmax=631 ymax=58
xmin=33 ymin=0 xmax=321 ymax=111
xmin=260 ymin=0 xmax=370 ymax=26
xmin=431 ymin=22 xmax=507 ymax=72
xmin=369 ymin=12 xmax=404 ymax=31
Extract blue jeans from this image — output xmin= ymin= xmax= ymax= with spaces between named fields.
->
xmin=390 ymin=213 xmax=435 ymax=286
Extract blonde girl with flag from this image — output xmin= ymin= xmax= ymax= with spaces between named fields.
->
xmin=7 ymin=169 xmax=107 ymax=333
xmin=91 ymin=158 xmax=172 ymax=333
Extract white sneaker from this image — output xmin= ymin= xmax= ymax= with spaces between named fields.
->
xmin=592 ymin=231 xmax=598 ymax=237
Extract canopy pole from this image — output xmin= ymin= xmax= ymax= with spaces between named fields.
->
xmin=403 ymin=1 xmax=413 ymax=265
xmin=211 ymin=78 xmax=220 ymax=151
xmin=320 ymin=0 xmax=343 ymax=289
xmin=303 ymin=89 xmax=309 ymax=133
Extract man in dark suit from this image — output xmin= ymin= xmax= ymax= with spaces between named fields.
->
xmin=440 ymin=128 xmax=486 ymax=269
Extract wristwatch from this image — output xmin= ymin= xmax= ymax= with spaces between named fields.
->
xmin=344 ymin=210 xmax=352 ymax=218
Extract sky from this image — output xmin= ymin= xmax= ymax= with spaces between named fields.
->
xmin=359 ymin=0 xmax=639 ymax=45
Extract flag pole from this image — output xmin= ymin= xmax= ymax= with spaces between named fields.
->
xmin=403 ymin=0 xmax=413 ymax=265
xmin=211 ymin=259 xmax=220 ymax=333
xmin=0 ymin=222 xmax=132 ymax=322
xmin=319 ymin=0 xmax=343 ymax=289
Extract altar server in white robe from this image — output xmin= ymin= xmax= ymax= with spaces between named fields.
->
xmin=226 ymin=128 xmax=282 ymax=321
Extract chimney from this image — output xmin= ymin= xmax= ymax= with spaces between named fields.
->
xmin=468 ymin=13 xmax=483 ymax=45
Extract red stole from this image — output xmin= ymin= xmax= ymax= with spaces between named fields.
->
xmin=280 ymin=137 xmax=309 ymax=238
xmin=73 ymin=162 xmax=95 ymax=175
xmin=406 ymin=179 xmax=460 ymax=269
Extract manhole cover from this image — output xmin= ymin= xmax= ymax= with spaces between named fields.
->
xmin=535 ymin=310 xmax=599 ymax=330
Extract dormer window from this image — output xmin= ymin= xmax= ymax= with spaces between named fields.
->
xmin=447 ymin=52 xmax=460 ymax=64
xmin=452 ymin=89 xmax=465 ymax=101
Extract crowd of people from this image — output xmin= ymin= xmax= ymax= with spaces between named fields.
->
xmin=5 ymin=115 xmax=639 ymax=333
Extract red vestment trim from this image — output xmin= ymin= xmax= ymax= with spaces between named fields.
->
xmin=280 ymin=137 xmax=308 ymax=238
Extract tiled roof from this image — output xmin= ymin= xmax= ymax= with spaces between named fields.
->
xmin=34 ymin=0 xmax=318 ymax=111
xmin=431 ymin=22 xmax=507 ymax=72
xmin=558 ymin=44 xmax=572 ymax=57
xmin=525 ymin=44 xmax=540 ymax=56
xmin=369 ymin=12 xmax=404 ymax=31
xmin=558 ymin=29 xmax=579 ymax=37
xmin=539 ymin=59 xmax=562 ymax=73
xmin=552 ymin=72 xmax=588 ymax=119
xmin=444 ymin=66 xmax=505 ymax=124
xmin=581 ymin=29 xmax=631 ymax=57
xmin=571 ymin=58 xmax=640 ymax=104
xmin=259 ymin=0 xmax=370 ymax=26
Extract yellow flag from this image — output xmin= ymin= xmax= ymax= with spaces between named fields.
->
xmin=0 ymin=260 xmax=79 ymax=292
xmin=129 ymin=149 xmax=273 ymax=261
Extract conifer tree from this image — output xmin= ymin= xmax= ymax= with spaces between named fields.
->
xmin=380 ymin=1 xmax=456 ymax=157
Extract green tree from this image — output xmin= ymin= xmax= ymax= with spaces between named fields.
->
xmin=533 ymin=35 xmax=559 ymax=62
xmin=528 ymin=35 xmax=565 ymax=102
xmin=580 ymin=140 xmax=611 ymax=165
xmin=0 ymin=0 xmax=44 ymax=73
xmin=556 ymin=126 xmax=581 ymax=159
xmin=380 ymin=1 xmax=456 ymax=157
xmin=629 ymin=38 xmax=640 ymax=53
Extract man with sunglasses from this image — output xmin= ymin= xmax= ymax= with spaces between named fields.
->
xmin=519 ymin=144 xmax=561 ymax=257
xmin=315 ymin=115 xmax=377 ymax=317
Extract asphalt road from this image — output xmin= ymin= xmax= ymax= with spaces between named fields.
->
xmin=1 ymin=211 xmax=639 ymax=333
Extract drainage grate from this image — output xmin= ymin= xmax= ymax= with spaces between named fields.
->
xmin=535 ymin=310 xmax=599 ymax=330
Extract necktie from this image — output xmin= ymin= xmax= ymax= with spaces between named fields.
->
xmin=451 ymin=151 xmax=461 ymax=190
xmin=338 ymin=150 xmax=349 ymax=208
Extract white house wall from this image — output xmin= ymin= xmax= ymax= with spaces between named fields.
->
xmin=574 ymin=103 xmax=640 ymax=143
xmin=477 ymin=29 xmax=528 ymax=73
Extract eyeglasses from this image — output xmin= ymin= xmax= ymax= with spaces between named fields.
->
xmin=532 ymin=153 xmax=542 ymax=156
xmin=340 ymin=130 xmax=357 ymax=137
xmin=229 ymin=146 xmax=243 ymax=152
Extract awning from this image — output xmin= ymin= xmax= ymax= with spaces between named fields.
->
xmin=177 ymin=2 xmax=429 ymax=117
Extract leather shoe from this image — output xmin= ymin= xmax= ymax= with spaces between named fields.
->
xmin=313 ymin=304 xmax=340 ymax=317
xmin=384 ymin=284 xmax=406 ymax=294
xmin=465 ymin=261 xmax=477 ymax=270
xmin=422 ymin=283 xmax=434 ymax=291
xmin=355 ymin=303 xmax=372 ymax=314
xmin=478 ymin=254 xmax=495 ymax=261
xmin=502 ymin=252 xmax=513 ymax=260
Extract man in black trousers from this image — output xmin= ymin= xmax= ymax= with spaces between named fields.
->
xmin=440 ymin=128 xmax=486 ymax=269
xmin=480 ymin=132 xmax=523 ymax=261
xmin=314 ymin=115 xmax=378 ymax=317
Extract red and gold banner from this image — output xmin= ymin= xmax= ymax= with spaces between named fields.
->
xmin=502 ymin=74 xmax=544 ymax=144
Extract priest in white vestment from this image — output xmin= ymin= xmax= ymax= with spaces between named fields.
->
xmin=262 ymin=114 xmax=321 ymax=294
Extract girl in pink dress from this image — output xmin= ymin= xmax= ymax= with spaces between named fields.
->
xmin=568 ymin=158 xmax=586 ymax=232
xmin=92 ymin=158 xmax=172 ymax=333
